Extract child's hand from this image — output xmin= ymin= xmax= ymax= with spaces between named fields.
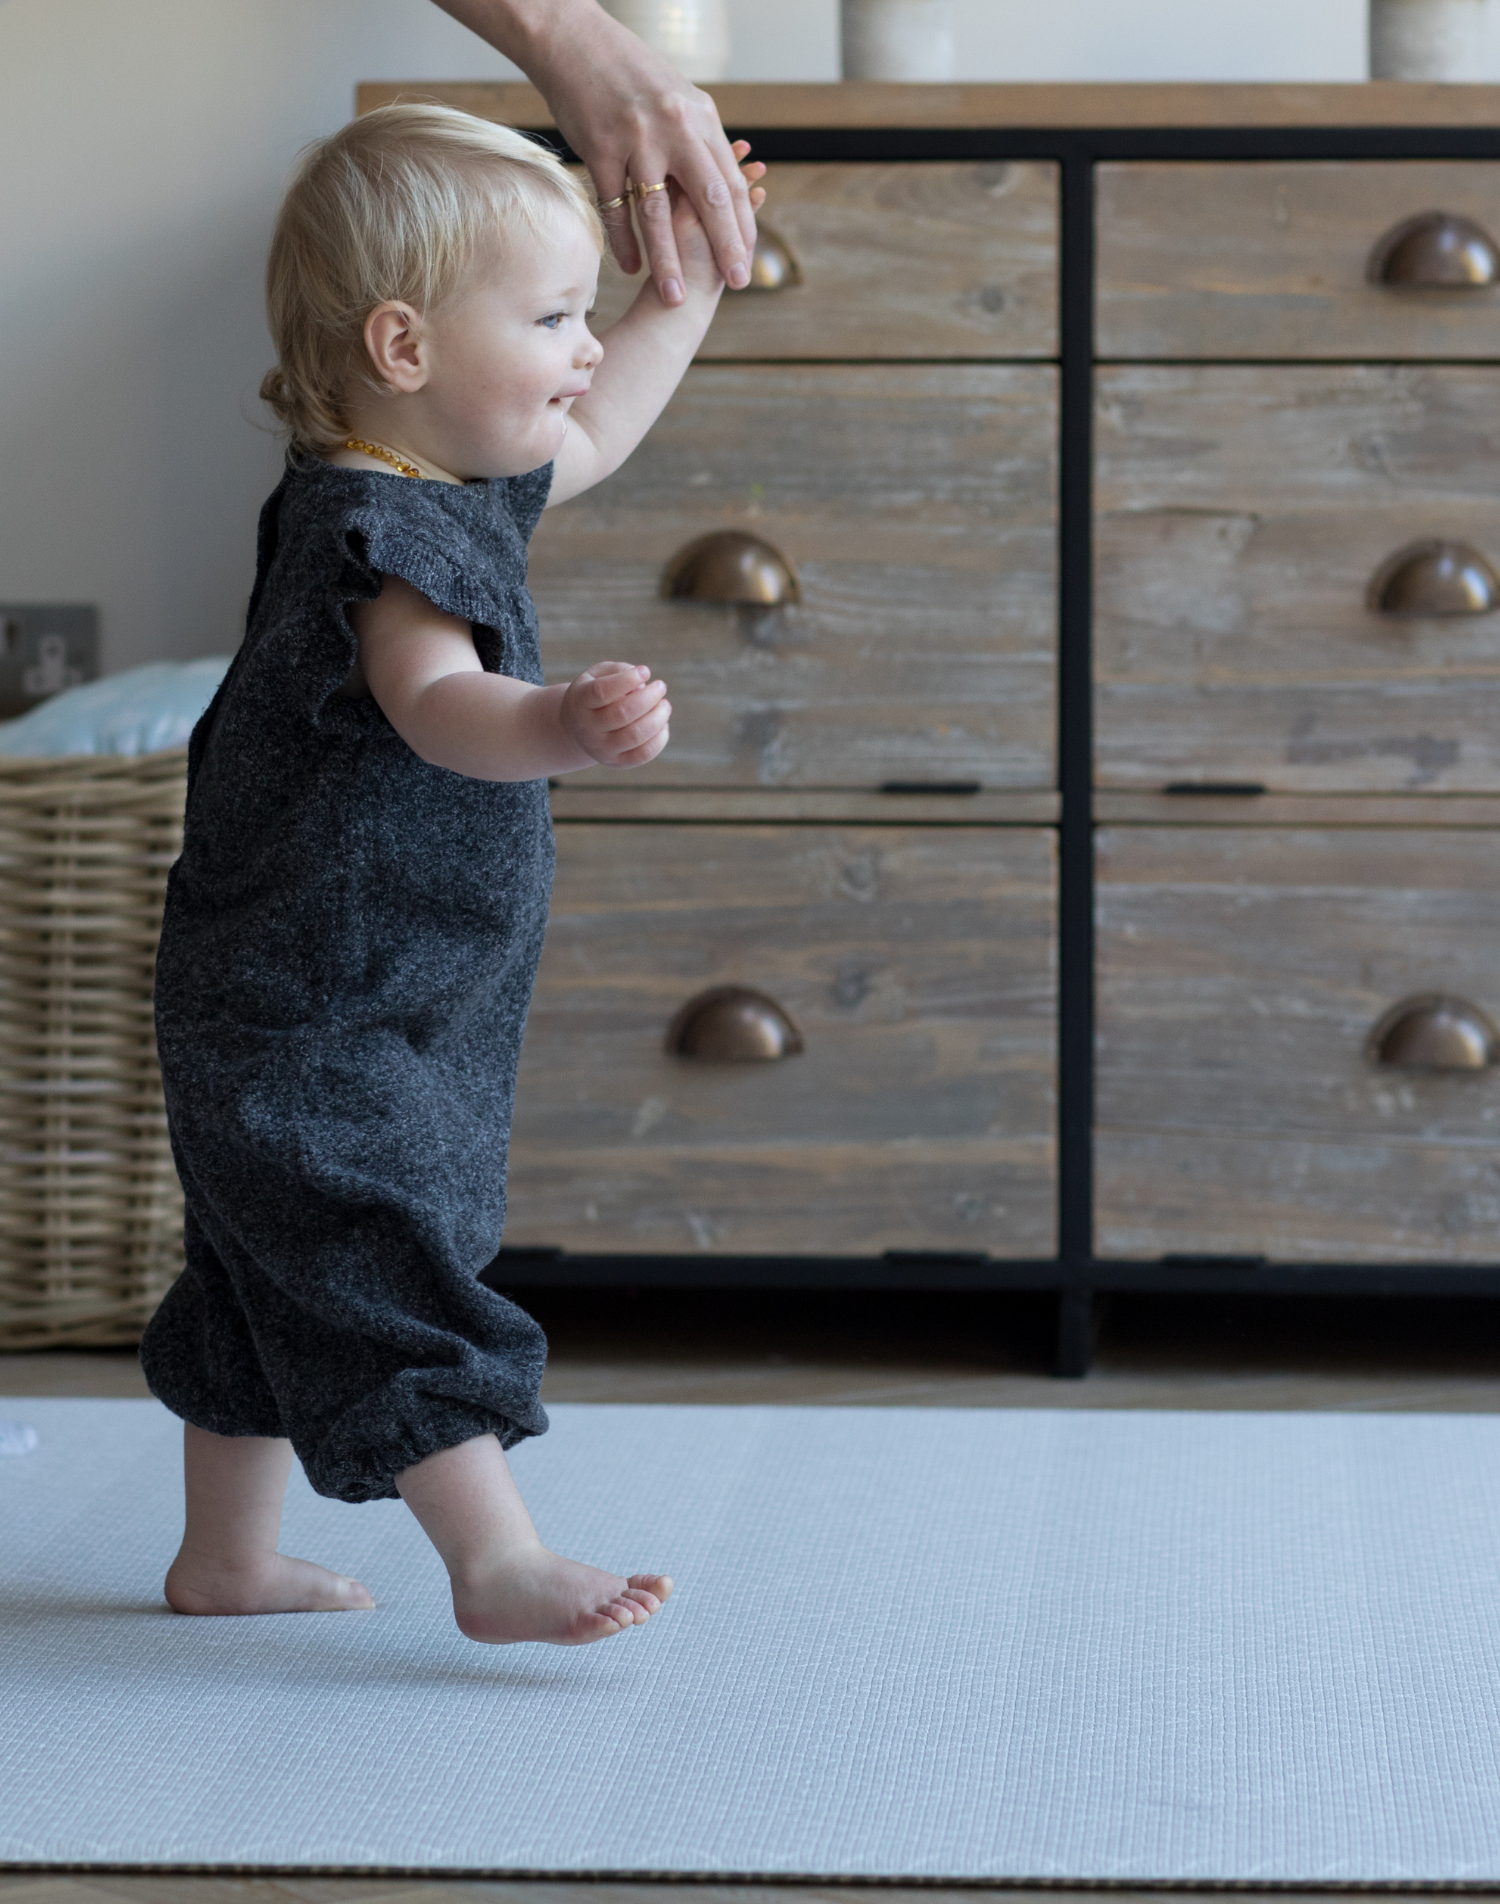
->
xmin=671 ymin=142 xmax=768 ymax=295
xmin=560 ymin=661 xmax=671 ymax=768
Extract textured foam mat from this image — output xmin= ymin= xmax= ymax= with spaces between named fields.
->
xmin=5 ymin=1398 xmax=1500 ymax=1881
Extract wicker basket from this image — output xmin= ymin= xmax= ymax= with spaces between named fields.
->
xmin=0 ymin=748 xmax=188 ymax=1348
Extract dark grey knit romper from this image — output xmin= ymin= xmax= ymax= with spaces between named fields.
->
xmin=140 ymin=458 xmax=555 ymax=1504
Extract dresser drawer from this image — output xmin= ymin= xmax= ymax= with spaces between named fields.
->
xmin=530 ymin=364 xmax=1058 ymax=789
xmin=505 ymin=823 xmax=1058 ymax=1257
xmin=589 ymin=162 xmax=1059 ymax=360
xmin=1096 ymin=826 xmax=1500 ymax=1262
xmin=1095 ymin=365 xmax=1500 ymax=793
xmin=1098 ymin=161 xmax=1500 ymax=360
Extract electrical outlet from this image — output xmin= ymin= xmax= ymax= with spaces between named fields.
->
xmin=0 ymin=605 xmax=99 ymax=719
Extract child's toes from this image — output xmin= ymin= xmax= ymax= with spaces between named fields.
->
xmin=574 ymin=1608 xmax=629 ymax=1642
xmin=629 ymin=1572 xmax=673 ymax=1601
xmin=621 ymin=1585 xmax=662 ymax=1615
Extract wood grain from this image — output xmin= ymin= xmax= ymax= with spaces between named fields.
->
xmin=586 ymin=163 xmax=1058 ymax=359
xmin=505 ymin=824 xmax=1058 ymax=1256
xmin=1098 ymin=161 xmax=1500 ymax=360
xmin=530 ymin=364 xmax=1058 ymax=790
xmin=356 ymin=79 xmax=1500 ymax=131
xmin=549 ymin=786 xmax=1061 ymax=824
xmin=1095 ymin=364 xmax=1500 ymax=793
xmin=1096 ymin=791 xmax=1500 ymax=828
xmin=1096 ymin=824 xmax=1500 ymax=1262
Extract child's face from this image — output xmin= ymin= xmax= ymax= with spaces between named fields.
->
xmin=411 ymin=209 xmax=604 ymax=480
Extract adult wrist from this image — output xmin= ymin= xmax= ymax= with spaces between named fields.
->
xmin=502 ymin=0 xmax=631 ymax=103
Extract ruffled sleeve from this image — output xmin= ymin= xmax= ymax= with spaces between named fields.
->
xmin=339 ymin=486 xmax=511 ymax=633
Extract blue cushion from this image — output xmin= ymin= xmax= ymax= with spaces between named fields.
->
xmin=0 ymin=658 xmax=231 ymax=757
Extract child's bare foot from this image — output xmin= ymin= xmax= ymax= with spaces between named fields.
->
xmin=452 ymin=1549 xmax=672 ymax=1645
xmin=165 ymin=1426 xmax=374 ymax=1616
xmin=396 ymin=1433 xmax=674 ymax=1647
xmin=165 ymin=1545 xmax=375 ymax=1616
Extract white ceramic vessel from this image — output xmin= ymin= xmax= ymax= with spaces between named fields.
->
xmin=841 ymin=0 xmax=957 ymax=81
xmin=1370 ymin=0 xmax=1487 ymax=78
xmin=600 ymin=0 xmax=730 ymax=81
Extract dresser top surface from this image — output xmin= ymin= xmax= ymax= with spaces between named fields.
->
xmin=356 ymin=79 xmax=1500 ymax=131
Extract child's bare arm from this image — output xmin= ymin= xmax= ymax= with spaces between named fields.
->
xmin=547 ymin=159 xmax=764 ymax=507
xmin=349 ymin=574 xmax=670 ymax=782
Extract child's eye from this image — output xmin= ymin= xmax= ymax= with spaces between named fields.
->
xmin=538 ymin=313 xmax=566 ymax=330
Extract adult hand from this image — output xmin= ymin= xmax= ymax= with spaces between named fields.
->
xmin=431 ymin=0 xmax=761 ymax=305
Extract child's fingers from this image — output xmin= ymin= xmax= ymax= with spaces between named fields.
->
xmin=596 ymin=678 xmax=668 ymax=730
xmin=607 ymin=698 xmax=671 ymax=756
xmin=593 ymin=697 xmax=671 ymax=761
xmin=576 ymin=664 xmax=652 ymax=708
xmin=612 ymin=726 xmax=671 ymax=769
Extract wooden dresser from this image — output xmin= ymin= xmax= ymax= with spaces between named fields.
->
xmin=358 ymin=81 xmax=1500 ymax=1372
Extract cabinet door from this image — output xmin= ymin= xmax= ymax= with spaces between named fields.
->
xmin=1096 ymin=365 xmax=1500 ymax=793
xmin=530 ymin=364 xmax=1058 ymax=790
xmin=589 ymin=162 xmax=1059 ymax=360
xmin=505 ymin=824 xmax=1057 ymax=1257
xmin=1098 ymin=161 xmax=1500 ymax=361
xmin=1096 ymin=825 xmax=1500 ymax=1262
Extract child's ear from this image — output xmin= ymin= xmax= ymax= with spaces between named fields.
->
xmin=363 ymin=302 xmax=427 ymax=394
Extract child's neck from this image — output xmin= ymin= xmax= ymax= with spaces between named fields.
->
xmin=328 ymin=427 xmax=465 ymax=486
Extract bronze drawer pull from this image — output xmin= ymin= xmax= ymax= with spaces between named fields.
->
xmin=747 ymin=223 xmax=803 ymax=292
xmin=661 ymin=531 xmax=801 ymax=606
xmin=1367 ymin=539 xmax=1500 ymax=617
xmin=1368 ymin=211 xmax=1500 ymax=288
xmin=1367 ymin=994 xmax=1499 ymax=1070
xmin=667 ymin=985 xmax=804 ymax=1062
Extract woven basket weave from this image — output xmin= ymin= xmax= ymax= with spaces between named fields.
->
xmin=0 ymin=748 xmax=187 ymax=1348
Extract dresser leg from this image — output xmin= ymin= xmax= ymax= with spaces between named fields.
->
xmin=1054 ymin=1287 xmax=1095 ymax=1378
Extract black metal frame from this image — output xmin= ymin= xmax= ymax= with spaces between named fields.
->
xmin=493 ymin=120 xmax=1500 ymax=1377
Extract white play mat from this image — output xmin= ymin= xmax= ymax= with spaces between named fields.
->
xmin=5 ymin=1397 xmax=1500 ymax=1881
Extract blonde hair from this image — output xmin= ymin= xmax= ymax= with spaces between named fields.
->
xmin=261 ymin=103 xmax=604 ymax=458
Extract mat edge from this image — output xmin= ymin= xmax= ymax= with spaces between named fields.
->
xmin=4 ymin=1867 xmax=1500 ymax=1892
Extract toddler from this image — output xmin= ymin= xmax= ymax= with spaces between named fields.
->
xmin=139 ymin=104 xmax=765 ymax=1645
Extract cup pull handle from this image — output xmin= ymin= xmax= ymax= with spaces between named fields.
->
xmin=1367 ymin=994 xmax=1498 ymax=1070
xmin=661 ymin=531 xmax=801 ymax=606
xmin=1367 ymin=539 xmax=1500 ymax=617
xmin=668 ymin=986 xmax=804 ymax=1062
xmin=1368 ymin=211 xmax=1500 ymax=287
xmin=746 ymin=222 xmax=803 ymax=292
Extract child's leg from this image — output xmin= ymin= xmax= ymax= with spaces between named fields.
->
xmin=165 ymin=1422 xmax=375 ymax=1616
xmin=396 ymin=1433 xmax=671 ymax=1646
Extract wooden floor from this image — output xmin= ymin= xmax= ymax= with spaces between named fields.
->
xmin=6 ymin=1285 xmax=1500 ymax=1903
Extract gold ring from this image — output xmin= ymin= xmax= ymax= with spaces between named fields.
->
xmin=597 ymin=184 xmax=632 ymax=212
xmin=632 ymin=179 xmax=668 ymax=200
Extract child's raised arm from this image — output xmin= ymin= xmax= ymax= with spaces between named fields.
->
xmin=546 ymin=151 xmax=765 ymax=508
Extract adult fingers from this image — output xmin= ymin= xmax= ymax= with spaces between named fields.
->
xmin=626 ymin=160 xmax=688 ymax=305
xmin=656 ymin=127 xmax=755 ymax=292
xmin=599 ymin=193 xmax=642 ymax=278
